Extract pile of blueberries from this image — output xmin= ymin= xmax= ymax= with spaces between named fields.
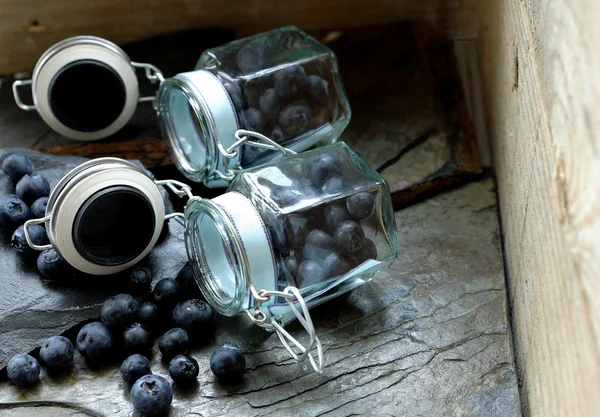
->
xmin=7 ymin=265 xmax=246 ymax=416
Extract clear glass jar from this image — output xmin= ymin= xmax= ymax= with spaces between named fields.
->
xmin=184 ymin=142 xmax=398 ymax=370
xmin=157 ymin=26 xmax=351 ymax=188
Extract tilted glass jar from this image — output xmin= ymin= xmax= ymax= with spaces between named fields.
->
xmin=184 ymin=142 xmax=399 ymax=371
xmin=157 ymin=26 xmax=351 ymax=188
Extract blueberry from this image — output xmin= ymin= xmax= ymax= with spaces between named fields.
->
xmin=210 ymin=343 xmax=246 ymax=383
xmin=39 ymin=335 xmax=74 ymax=371
xmin=168 ymin=354 xmax=199 ymax=386
xmin=242 ymin=77 xmax=271 ymax=108
xmin=308 ymin=154 xmax=342 ymax=188
xmin=278 ymin=103 xmax=313 ymax=138
xmin=151 ymin=278 xmax=181 ymax=308
xmin=175 ymin=264 xmax=202 ymax=299
xmin=123 ymin=323 xmax=153 ymax=354
xmin=351 ymin=238 xmax=378 ymax=265
xmin=322 ymin=176 xmax=344 ymax=195
xmin=237 ymin=43 xmax=270 ymax=73
xmin=7 ymin=354 xmax=40 ymax=387
xmin=323 ymin=252 xmax=354 ymax=277
xmin=284 ymin=255 xmax=299 ymax=277
xmin=37 ymin=249 xmax=70 ymax=280
xmin=129 ymin=267 xmax=152 ymax=295
xmin=138 ymin=302 xmax=160 ymax=327
xmin=306 ymin=75 xmax=329 ymax=105
xmin=287 ymin=216 xmax=309 ymax=247
xmin=274 ymin=65 xmax=308 ymax=101
xmin=76 ymin=322 xmax=115 ymax=362
xmin=296 ymin=260 xmax=326 ymax=288
xmin=101 ymin=293 xmax=139 ymax=329
xmin=12 ymin=224 xmax=48 ymax=255
xmin=131 ymin=374 xmax=173 ymax=417
xmin=222 ymin=79 xmax=245 ymax=112
xmin=242 ymin=108 xmax=267 ymax=133
xmin=346 ymin=192 xmax=376 ymax=221
xmin=16 ymin=174 xmax=50 ymax=205
xmin=334 ymin=221 xmax=365 ymax=254
xmin=259 ymin=88 xmax=282 ymax=120
xmin=0 ymin=195 xmax=30 ymax=229
xmin=2 ymin=154 xmax=34 ymax=182
xmin=30 ymin=197 xmax=48 ymax=218
xmin=172 ymin=299 xmax=214 ymax=336
xmin=159 ymin=328 xmax=189 ymax=360
xmin=271 ymin=187 xmax=301 ymax=208
xmin=303 ymin=229 xmax=337 ymax=262
xmin=323 ymin=205 xmax=350 ymax=234
xmin=268 ymin=221 xmax=290 ymax=257
xmin=120 ymin=354 xmax=151 ymax=385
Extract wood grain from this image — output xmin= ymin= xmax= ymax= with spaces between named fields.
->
xmin=479 ymin=0 xmax=600 ymax=415
xmin=0 ymin=0 xmax=481 ymax=74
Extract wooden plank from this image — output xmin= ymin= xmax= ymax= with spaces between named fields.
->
xmin=479 ymin=0 xmax=600 ymax=415
xmin=0 ymin=0 xmax=481 ymax=75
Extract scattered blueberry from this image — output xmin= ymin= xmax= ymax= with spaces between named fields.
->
xmin=129 ymin=267 xmax=152 ymax=295
xmin=259 ymin=88 xmax=282 ymax=120
xmin=0 ymin=195 xmax=30 ymax=229
xmin=323 ymin=252 xmax=354 ymax=277
xmin=277 ymin=103 xmax=313 ymax=138
xmin=76 ymin=322 xmax=115 ymax=362
xmin=346 ymin=192 xmax=376 ymax=221
xmin=323 ymin=205 xmax=350 ymax=234
xmin=308 ymin=154 xmax=342 ymax=188
xmin=7 ymin=354 xmax=40 ymax=387
xmin=303 ymin=229 xmax=337 ymax=262
xmin=137 ymin=302 xmax=160 ymax=327
xmin=120 ymin=354 xmax=152 ymax=385
xmin=351 ymin=238 xmax=378 ymax=265
xmin=37 ymin=249 xmax=70 ymax=280
xmin=274 ymin=65 xmax=308 ymax=101
xmin=159 ymin=328 xmax=190 ymax=360
xmin=11 ymin=224 xmax=48 ymax=255
xmin=242 ymin=108 xmax=267 ymax=133
xmin=210 ymin=343 xmax=246 ymax=383
xmin=16 ymin=174 xmax=50 ymax=205
xmin=172 ymin=299 xmax=214 ymax=338
xmin=30 ymin=196 xmax=48 ymax=219
xmin=296 ymin=260 xmax=326 ymax=287
xmin=175 ymin=264 xmax=202 ymax=299
xmin=39 ymin=335 xmax=74 ymax=371
xmin=334 ymin=221 xmax=365 ymax=254
xmin=122 ymin=323 xmax=154 ymax=354
xmin=152 ymin=278 xmax=181 ymax=308
xmin=306 ymin=75 xmax=329 ymax=105
xmin=101 ymin=293 xmax=139 ymax=329
xmin=130 ymin=374 xmax=173 ymax=417
xmin=237 ymin=43 xmax=270 ymax=73
xmin=322 ymin=176 xmax=343 ymax=195
xmin=2 ymin=154 xmax=34 ymax=182
xmin=169 ymin=354 xmax=199 ymax=386
xmin=284 ymin=255 xmax=299 ymax=277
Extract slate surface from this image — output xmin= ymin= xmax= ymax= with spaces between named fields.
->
xmin=0 ymin=178 xmax=521 ymax=416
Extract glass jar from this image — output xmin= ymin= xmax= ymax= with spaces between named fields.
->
xmin=184 ymin=142 xmax=399 ymax=371
xmin=157 ymin=26 xmax=351 ymax=188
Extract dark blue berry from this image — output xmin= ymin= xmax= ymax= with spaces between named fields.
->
xmin=346 ymin=192 xmax=376 ymax=221
xmin=129 ymin=267 xmax=152 ymax=295
xmin=159 ymin=328 xmax=189 ymax=360
xmin=137 ymin=302 xmax=160 ymax=327
xmin=168 ymin=354 xmax=199 ymax=386
xmin=259 ymin=88 xmax=282 ymax=120
xmin=308 ymin=154 xmax=342 ymax=188
xmin=12 ymin=224 xmax=48 ymax=255
xmin=2 ymin=154 xmax=34 ymax=182
xmin=152 ymin=278 xmax=181 ymax=308
xmin=242 ymin=108 xmax=266 ymax=133
xmin=287 ymin=216 xmax=309 ymax=247
xmin=120 ymin=354 xmax=151 ymax=385
xmin=278 ymin=103 xmax=313 ymax=138
xmin=274 ymin=65 xmax=307 ymax=101
xmin=303 ymin=229 xmax=337 ymax=262
xmin=37 ymin=249 xmax=70 ymax=280
xmin=131 ymin=374 xmax=173 ymax=417
xmin=323 ymin=252 xmax=354 ymax=277
xmin=7 ymin=354 xmax=40 ymax=387
xmin=237 ymin=43 xmax=270 ymax=73
xmin=334 ymin=221 xmax=365 ymax=254
xmin=323 ymin=205 xmax=350 ymax=234
xmin=123 ymin=323 xmax=153 ymax=354
xmin=30 ymin=197 xmax=48 ymax=219
xmin=296 ymin=260 xmax=326 ymax=288
xmin=210 ymin=343 xmax=246 ymax=383
xmin=306 ymin=75 xmax=329 ymax=105
xmin=322 ymin=176 xmax=343 ymax=195
xmin=39 ymin=335 xmax=74 ymax=371
xmin=176 ymin=264 xmax=202 ymax=299
xmin=76 ymin=322 xmax=114 ymax=362
xmin=351 ymin=238 xmax=378 ymax=265
xmin=0 ymin=195 xmax=30 ymax=229
xmin=172 ymin=299 xmax=214 ymax=336
xmin=16 ymin=174 xmax=50 ymax=205
xmin=268 ymin=221 xmax=290 ymax=257
xmin=284 ymin=255 xmax=299 ymax=277
xmin=101 ymin=293 xmax=139 ymax=329
xmin=242 ymin=77 xmax=270 ymax=108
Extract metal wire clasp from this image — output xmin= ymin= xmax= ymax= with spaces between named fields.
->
xmin=131 ymin=62 xmax=165 ymax=105
xmin=154 ymin=179 xmax=195 ymax=226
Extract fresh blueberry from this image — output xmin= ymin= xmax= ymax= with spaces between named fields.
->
xmin=271 ymin=187 xmax=301 ymax=208
xmin=16 ymin=174 xmax=50 ymax=205
xmin=242 ymin=108 xmax=267 ymax=133
xmin=334 ymin=221 xmax=365 ymax=254
xmin=259 ymin=88 xmax=283 ymax=120
xmin=308 ymin=154 xmax=342 ymax=188
xmin=306 ymin=75 xmax=329 ymax=105
xmin=237 ymin=43 xmax=270 ymax=73
xmin=277 ymin=103 xmax=313 ymax=138
xmin=242 ymin=77 xmax=271 ymax=108
xmin=131 ymin=374 xmax=173 ymax=417
xmin=129 ymin=267 xmax=152 ymax=296
xmin=101 ymin=293 xmax=139 ymax=329
xmin=7 ymin=354 xmax=40 ymax=387
xmin=168 ymin=354 xmax=199 ymax=386
xmin=222 ymin=79 xmax=245 ymax=112
xmin=287 ymin=216 xmax=309 ymax=247
xmin=37 ymin=249 xmax=70 ymax=280
xmin=76 ymin=322 xmax=115 ymax=362
xmin=268 ymin=221 xmax=290 ymax=257
xmin=30 ymin=197 xmax=48 ymax=219
xmin=2 ymin=154 xmax=34 ymax=183
xmin=39 ymin=335 xmax=74 ymax=371
xmin=270 ymin=125 xmax=287 ymax=143
xmin=122 ymin=323 xmax=153 ymax=355
xmin=176 ymin=264 xmax=202 ymax=299
xmin=346 ymin=192 xmax=376 ymax=221
xmin=151 ymin=278 xmax=181 ymax=308
xmin=210 ymin=343 xmax=246 ymax=383
xmin=296 ymin=260 xmax=326 ymax=287
xmin=274 ymin=65 xmax=308 ymax=101
xmin=303 ymin=229 xmax=337 ymax=262
xmin=323 ymin=252 xmax=354 ymax=277
xmin=11 ymin=224 xmax=48 ymax=255
xmin=351 ymin=238 xmax=378 ymax=265
xmin=120 ymin=354 xmax=151 ymax=385
xmin=0 ymin=195 xmax=30 ymax=229
xmin=323 ymin=205 xmax=350 ymax=234
xmin=137 ymin=302 xmax=160 ymax=327
xmin=172 ymin=299 xmax=214 ymax=336
xmin=322 ymin=176 xmax=344 ymax=195
xmin=284 ymin=255 xmax=299 ymax=277
xmin=159 ymin=328 xmax=189 ymax=360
